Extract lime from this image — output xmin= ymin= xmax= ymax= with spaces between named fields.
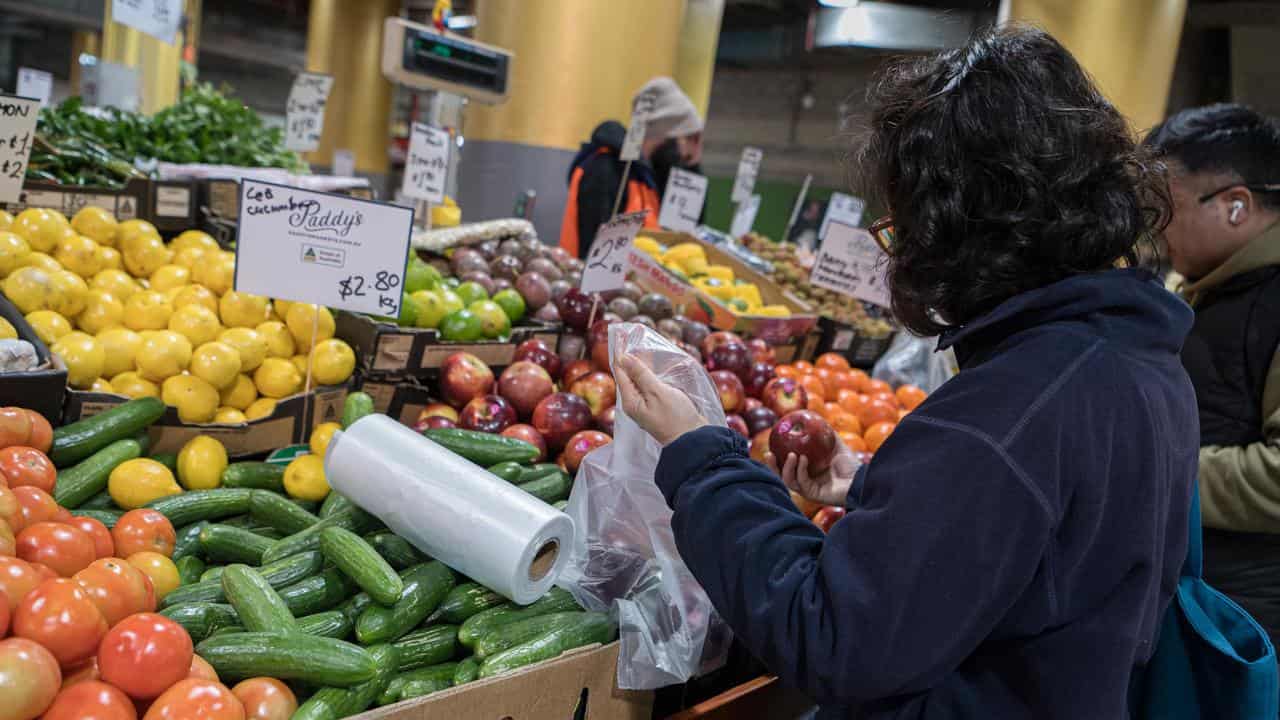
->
xmin=491 ymin=289 xmax=527 ymax=323
xmin=410 ymin=290 xmax=447 ymax=329
xmin=404 ymin=257 xmax=442 ymax=294
xmin=443 ymin=276 xmax=460 ymax=290
xmin=439 ymin=309 xmax=483 ymax=342
xmin=455 ymin=281 xmax=488 ymax=307
xmin=469 ymin=300 xmax=512 ymax=339
xmin=394 ymin=291 xmax=417 ymax=326
xmin=438 ymin=289 xmax=464 ymax=315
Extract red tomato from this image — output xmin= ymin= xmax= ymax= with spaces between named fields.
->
xmin=16 ymin=522 xmax=97 ymax=577
xmin=74 ymin=558 xmax=156 ymax=627
xmin=28 ymin=562 xmax=58 ymax=582
xmin=12 ymin=578 xmax=108 ymax=667
xmin=0 ymin=557 xmax=39 ymax=611
xmin=42 ymin=680 xmax=138 ymax=720
xmin=0 ymin=637 xmax=61 ymax=719
xmin=111 ymin=510 xmax=176 ymax=558
xmin=60 ymin=656 xmax=100 ymax=689
xmin=66 ymin=516 xmax=115 ymax=559
xmin=188 ymin=654 xmax=219 ymax=682
xmin=11 ymin=486 xmax=58 ymax=527
xmin=0 ymin=589 xmax=8 ymax=635
xmin=22 ymin=412 xmax=51 ymax=455
xmin=0 ymin=447 xmax=55 ymax=494
xmin=143 ymin=679 xmax=246 ymax=720
xmin=0 ymin=518 xmax=14 ymax=557
xmin=0 ymin=408 xmax=32 ymax=451
xmin=231 ymin=678 xmax=296 ymax=720
xmin=0 ymin=485 xmax=21 ymax=534
xmin=51 ymin=506 xmax=73 ymax=523
xmin=98 ymin=613 xmax=193 ymax=700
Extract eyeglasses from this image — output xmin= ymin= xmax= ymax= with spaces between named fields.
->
xmin=1198 ymin=183 xmax=1280 ymax=203
xmin=869 ymin=215 xmax=894 ymax=253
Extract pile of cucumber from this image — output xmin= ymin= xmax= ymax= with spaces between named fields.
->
xmin=51 ymin=395 xmax=614 ymax=717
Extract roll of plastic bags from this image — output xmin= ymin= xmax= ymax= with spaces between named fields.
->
xmin=324 ymin=413 xmax=574 ymax=605
xmin=558 ymin=322 xmax=732 ymax=689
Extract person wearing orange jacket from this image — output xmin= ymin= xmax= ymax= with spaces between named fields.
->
xmin=560 ymin=77 xmax=704 ymax=259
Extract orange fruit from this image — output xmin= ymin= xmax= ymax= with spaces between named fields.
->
xmin=799 ymin=375 xmax=826 ymax=403
xmin=899 ymin=409 xmax=910 ymax=421
xmin=806 ymin=394 xmax=825 ymax=413
xmin=793 ymin=360 xmax=814 ymax=374
xmin=864 ymin=421 xmax=897 ymax=452
xmin=816 ymin=353 xmax=850 ymax=372
xmin=848 ymin=368 xmax=871 ymax=393
xmin=837 ymin=391 xmax=866 ymax=416
xmin=857 ymin=397 xmax=900 ymax=429
xmin=839 ymin=431 xmax=868 ymax=452
xmin=823 ymin=401 xmax=843 ymax=418
xmin=775 ymin=365 xmax=798 ymax=380
xmin=866 ymin=378 xmax=893 ymax=396
xmin=831 ymin=371 xmax=859 ymax=394
xmin=896 ymin=384 xmax=927 ymax=411
xmin=829 ymin=411 xmax=862 ymax=435
xmin=815 ymin=368 xmax=840 ymax=397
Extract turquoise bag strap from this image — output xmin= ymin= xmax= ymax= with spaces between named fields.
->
xmin=1184 ymin=482 xmax=1203 ymax=579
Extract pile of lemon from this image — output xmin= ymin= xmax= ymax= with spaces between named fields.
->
xmin=634 ymin=237 xmax=792 ymax=317
xmin=0 ymin=206 xmax=357 ymax=424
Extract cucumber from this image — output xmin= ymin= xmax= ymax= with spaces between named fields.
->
xmin=79 ymin=490 xmax=117 ymax=510
xmin=222 ymin=564 xmax=297 ymax=633
xmin=341 ymin=392 xmax=375 ymax=429
xmin=176 ymin=555 xmax=206 ymax=585
xmin=149 ymin=452 xmax=178 ymax=473
xmin=320 ymin=527 xmax=403 ymax=606
xmin=195 ymin=632 xmax=376 ymax=686
xmin=132 ymin=430 xmax=151 ymax=456
xmin=319 ymin=492 xmax=353 ymax=519
xmin=199 ymin=524 xmax=274 ymax=565
xmin=337 ymin=592 xmax=372 ymax=622
xmin=478 ymin=612 xmax=616 ymax=678
xmin=146 ymin=488 xmax=253 ymax=527
xmin=355 ymin=562 xmax=455 ymax=645
xmin=517 ymin=471 xmax=572 ymax=504
xmin=173 ymin=550 xmax=323 ymax=606
xmin=458 ymin=587 xmax=580 ymax=648
xmin=50 ymin=397 xmax=166 ymax=467
xmin=453 ymin=656 xmax=480 ymax=685
xmin=54 ymin=438 xmax=143 ymax=508
xmin=69 ymin=508 xmax=123 ymax=528
xmin=293 ymin=643 xmax=398 ymax=720
xmin=221 ymin=462 xmax=287 ymax=492
xmin=364 ymin=532 xmax=426 ymax=570
xmin=279 ymin=567 xmax=356 ymax=616
xmin=391 ymin=624 xmax=459 ymax=670
xmin=297 ymin=610 xmax=352 ymax=639
xmin=172 ymin=522 xmax=208 ymax=561
xmin=380 ymin=663 xmax=457 ymax=706
xmin=249 ymin=490 xmax=320 ymax=534
xmin=438 ymin=582 xmax=506 ymax=624
xmin=475 ymin=611 xmax=587 ymax=659
xmin=421 ymin=428 xmax=539 ymax=466
xmin=517 ymin=463 xmax=564 ymax=484
xmin=292 ymin=499 xmax=322 ymax=514
xmin=208 ymin=625 xmax=244 ymax=637
xmin=486 ymin=461 xmax=524 ymax=483
xmin=261 ymin=505 xmax=380 ymax=565
xmin=159 ymin=602 xmax=239 ymax=641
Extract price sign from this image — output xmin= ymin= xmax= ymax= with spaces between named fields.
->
xmin=16 ymin=69 xmax=52 ymax=107
xmin=234 ymin=179 xmax=414 ymax=317
xmin=285 ymin=73 xmax=334 ymax=152
xmin=581 ymin=211 xmax=647 ymax=293
xmin=818 ymin=192 xmax=865 ymax=240
xmin=110 ymin=0 xmax=183 ymax=44
xmin=401 ymin=123 xmax=450 ymax=203
xmin=658 ymin=168 xmax=707 ymax=232
xmin=809 ymin=221 xmax=890 ymax=308
xmin=731 ymin=147 xmax=763 ymax=203
xmin=620 ymin=91 xmax=656 ymax=163
xmin=332 ymin=149 xmax=355 ymax=178
xmin=0 ymin=95 xmax=40 ymax=203
xmin=730 ymin=194 xmax=760 ymax=238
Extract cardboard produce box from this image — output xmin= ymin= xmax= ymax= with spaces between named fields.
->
xmin=357 ymin=375 xmax=434 ymax=428
xmin=0 ymin=293 xmax=67 ymax=423
xmin=0 ymin=177 xmax=197 ymax=232
xmin=813 ymin=317 xmax=896 ymax=369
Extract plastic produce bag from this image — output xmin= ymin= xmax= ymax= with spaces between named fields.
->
xmin=871 ymin=332 xmax=957 ymax=393
xmin=558 ymin=322 xmax=732 ymax=690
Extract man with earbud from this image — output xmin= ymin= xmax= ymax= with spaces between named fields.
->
xmin=1147 ymin=104 xmax=1280 ymax=649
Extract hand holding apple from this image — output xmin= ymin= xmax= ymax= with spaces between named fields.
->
xmin=614 ymin=354 xmax=708 ymax=446
xmin=766 ymin=437 xmax=862 ymax=508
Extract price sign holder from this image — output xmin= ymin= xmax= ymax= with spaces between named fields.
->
xmin=0 ymin=95 xmax=41 ymax=204
xmin=658 ymin=168 xmax=707 ymax=232
xmin=818 ymin=192 xmax=866 ymax=241
xmin=611 ymin=90 xmax=658 ymax=218
xmin=110 ymin=0 xmax=183 ymax=45
xmin=809 ymin=220 xmax=891 ymax=309
xmin=730 ymin=194 xmax=761 ymax=239
xmin=402 ymin=122 xmax=451 ymax=231
xmin=285 ymin=73 xmax=334 ymax=152
xmin=731 ymin=147 xmax=763 ymax=204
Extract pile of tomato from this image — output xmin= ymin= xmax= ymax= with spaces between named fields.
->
xmin=0 ymin=406 xmax=293 ymax=720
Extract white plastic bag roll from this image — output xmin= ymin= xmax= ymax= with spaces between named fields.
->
xmin=323 ymin=414 xmax=574 ymax=604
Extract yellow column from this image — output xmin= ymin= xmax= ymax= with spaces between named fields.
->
xmin=101 ymin=0 xmax=188 ymax=113
xmin=1006 ymin=0 xmax=1187 ymax=132
xmin=675 ymin=0 xmax=725 ymax=120
xmin=305 ymin=0 xmax=399 ymax=174
xmin=69 ymin=31 xmax=101 ymax=97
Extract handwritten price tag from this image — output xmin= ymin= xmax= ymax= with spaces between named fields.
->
xmin=818 ymin=192 xmax=865 ymax=240
xmin=110 ymin=0 xmax=183 ymax=44
xmin=401 ymin=123 xmax=450 ymax=203
xmin=731 ymin=147 xmax=763 ymax=203
xmin=620 ymin=91 xmax=656 ymax=163
xmin=730 ymin=194 xmax=761 ymax=238
xmin=0 ymin=95 xmax=40 ymax=204
xmin=234 ymin=179 xmax=414 ymax=316
xmin=581 ymin=211 xmax=647 ymax=294
xmin=810 ymin=221 xmax=890 ymax=308
xmin=285 ymin=73 xmax=334 ymax=152
xmin=658 ymin=168 xmax=707 ymax=232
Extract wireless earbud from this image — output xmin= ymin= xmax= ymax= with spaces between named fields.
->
xmin=1230 ymin=200 xmax=1245 ymax=224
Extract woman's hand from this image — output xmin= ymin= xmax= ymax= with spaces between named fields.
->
xmin=766 ymin=442 xmax=863 ymax=507
xmin=615 ymin=354 xmax=708 ymax=446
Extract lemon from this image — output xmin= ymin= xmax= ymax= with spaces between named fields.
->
xmin=214 ymin=407 xmax=247 ymax=424
xmin=171 ymin=247 xmax=207 ymax=271
xmin=76 ymin=289 xmax=124 ymax=335
xmin=0 ymin=210 xmax=11 ymax=230
xmin=90 ymin=269 xmax=138 ymax=303
xmin=54 ymin=234 xmax=102 ymax=278
xmin=168 ymin=303 xmax=222 ymax=346
xmin=291 ymin=354 xmax=309 ymax=375
xmin=123 ymin=290 xmax=174 ymax=331
xmin=17 ymin=252 xmax=61 ymax=273
xmin=96 ymin=245 xmax=123 ymax=271
xmin=97 ymin=327 xmax=142 ymax=377
xmin=273 ymin=299 xmax=294 ymax=320
xmin=283 ymin=454 xmax=330 ymax=501
xmin=116 ymin=219 xmax=160 ymax=254
xmin=177 ymin=436 xmax=228 ymax=490
xmin=308 ymin=339 xmax=356 ymax=385
xmin=190 ymin=341 xmax=242 ymax=390
xmin=254 ymin=357 xmax=303 ymax=398
xmin=109 ymin=458 xmax=182 ymax=510
xmin=219 ymin=290 xmax=270 ymax=328
xmin=46 ymin=270 xmax=89 ymax=317
xmin=309 ymin=422 xmax=342 ymax=457
xmin=285 ymin=303 xmax=336 ymax=352
xmin=149 ymin=264 xmax=191 ymax=292
xmin=51 ymin=331 xmax=105 ymax=388
xmin=71 ymin=206 xmax=119 ymax=247
xmin=193 ymin=252 xmax=234 ymax=296
xmin=110 ymin=371 xmax=159 ymax=398
xmin=171 ymin=230 xmax=220 ymax=254
xmin=0 ymin=317 xmax=14 ymax=340
xmin=123 ymin=234 xmax=172 ymax=278
xmin=24 ymin=310 xmax=71 ymax=345
xmin=161 ymin=375 xmax=220 ymax=423
xmin=217 ymin=327 xmax=267 ymax=372
xmin=255 ymin=321 xmax=295 ymax=359
xmin=13 ymin=208 xmax=71 ymax=253
xmin=170 ymin=283 xmax=219 ymax=314
xmin=136 ymin=330 xmax=192 ymax=382
xmin=3 ymin=266 xmax=53 ymax=313
xmin=90 ymin=377 xmax=115 ymax=393
xmin=0 ymin=231 xmax=30 ymax=277
xmin=219 ymin=373 xmax=257 ymax=410
xmin=244 ymin=397 xmax=277 ymax=420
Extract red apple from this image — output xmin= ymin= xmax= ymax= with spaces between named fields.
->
xmin=742 ymin=361 xmax=776 ymax=398
xmin=743 ymin=405 xmax=778 ymax=436
xmin=501 ymin=423 xmax=547 ymax=462
xmin=726 ymin=414 xmax=749 ymax=438
xmin=587 ymin=319 xmax=612 ymax=349
xmin=422 ymin=416 xmax=456 ymax=430
xmin=761 ymin=377 xmax=809 ymax=416
xmin=440 ymin=352 xmax=495 ymax=408
xmin=532 ymin=392 xmax=594 ymax=451
xmin=561 ymin=359 xmax=594 ymax=390
xmin=559 ymin=430 xmax=612 ymax=474
xmin=498 ymin=361 xmax=556 ymax=418
xmin=812 ymin=506 xmax=847 ymax=533
xmin=707 ymin=341 xmax=752 ymax=379
xmin=747 ymin=338 xmax=776 ymax=364
xmin=460 ymin=394 xmax=517 ymax=433
xmin=417 ymin=403 xmax=459 ymax=423
xmin=514 ymin=339 xmax=562 ymax=380
xmin=701 ymin=330 xmax=743 ymax=358
xmin=769 ymin=410 xmax=837 ymax=473
xmin=744 ymin=397 xmax=763 ymax=413
xmin=709 ymin=370 xmax=745 ymax=414
xmin=590 ymin=341 xmax=611 ymax=374
xmin=555 ymin=288 xmax=597 ymax=332
xmin=749 ymin=428 xmax=771 ymax=464
xmin=597 ymin=405 xmax=617 ymax=436
xmin=569 ymin=371 xmax=617 ymax=420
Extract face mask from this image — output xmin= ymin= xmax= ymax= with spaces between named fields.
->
xmin=651 ymin=138 xmax=682 ymax=192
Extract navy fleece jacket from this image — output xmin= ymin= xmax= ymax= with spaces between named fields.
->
xmin=655 ymin=269 xmax=1198 ymax=719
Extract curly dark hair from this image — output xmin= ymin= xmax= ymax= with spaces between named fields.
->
xmin=853 ymin=25 xmax=1170 ymax=337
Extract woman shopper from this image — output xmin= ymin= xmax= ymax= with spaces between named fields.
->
xmin=615 ymin=26 xmax=1197 ymax=719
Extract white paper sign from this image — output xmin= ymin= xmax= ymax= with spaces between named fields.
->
xmin=818 ymin=192 xmax=866 ymax=240
xmin=730 ymin=194 xmax=761 ymax=238
xmin=332 ymin=149 xmax=355 ymax=178
xmin=658 ymin=168 xmax=707 ymax=232
xmin=0 ymin=95 xmax=41 ymax=204
xmin=110 ymin=0 xmax=183 ymax=45
xmin=93 ymin=62 xmax=140 ymax=111
xmin=581 ymin=211 xmax=647 ymax=294
xmin=401 ymin=123 xmax=450 ymax=203
xmin=620 ymin=91 xmax=656 ymax=163
xmin=285 ymin=73 xmax=334 ymax=152
xmin=731 ymin=146 xmax=763 ymax=203
xmin=15 ymin=69 xmax=52 ymax=107
xmin=234 ymin=180 xmax=413 ymax=316
xmin=810 ymin=221 xmax=890 ymax=308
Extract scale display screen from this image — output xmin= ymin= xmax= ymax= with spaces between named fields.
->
xmin=402 ymin=27 xmax=508 ymax=96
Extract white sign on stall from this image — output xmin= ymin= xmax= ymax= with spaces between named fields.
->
xmin=401 ymin=123 xmax=450 ymax=204
xmin=658 ymin=168 xmax=707 ymax=232
xmin=285 ymin=73 xmax=334 ymax=152
xmin=110 ymin=0 xmax=184 ymax=45
xmin=15 ymin=69 xmax=52 ymax=107
xmin=234 ymin=180 xmax=413 ymax=317
xmin=332 ymin=149 xmax=355 ymax=178
xmin=581 ymin=211 xmax=647 ymax=293
xmin=620 ymin=90 xmax=656 ymax=163
xmin=731 ymin=146 xmax=763 ymax=203
xmin=809 ymin=220 xmax=891 ymax=309
xmin=0 ymin=95 xmax=41 ymax=203
xmin=818 ymin=192 xmax=866 ymax=240
xmin=729 ymin=194 xmax=761 ymax=239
